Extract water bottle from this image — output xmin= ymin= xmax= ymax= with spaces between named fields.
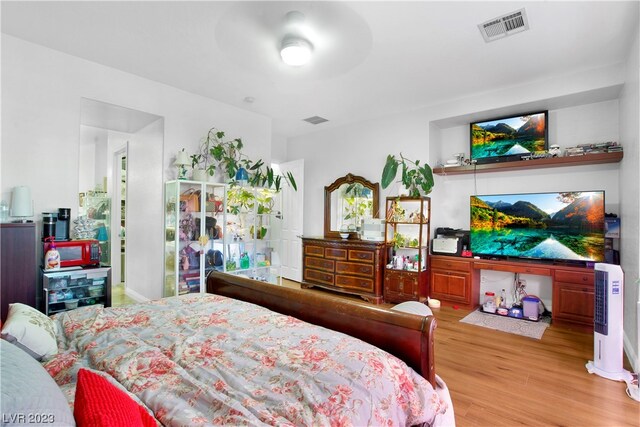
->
xmin=500 ymin=289 xmax=508 ymax=308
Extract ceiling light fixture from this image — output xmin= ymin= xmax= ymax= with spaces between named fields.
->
xmin=280 ymin=35 xmax=313 ymax=66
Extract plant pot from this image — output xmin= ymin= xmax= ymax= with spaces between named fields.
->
xmin=192 ymin=169 xmax=208 ymax=182
xmin=210 ymin=171 xmax=225 ymax=183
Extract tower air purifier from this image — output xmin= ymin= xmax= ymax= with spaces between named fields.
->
xmin=585 ymin=263 xmax=631 ymax=382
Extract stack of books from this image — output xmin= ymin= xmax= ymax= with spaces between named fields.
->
xmin=565 ymin=141 xmax=622 ymax=156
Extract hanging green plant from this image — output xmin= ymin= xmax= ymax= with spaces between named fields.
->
xmin=192 ymin=126 xmax=297 ymax=192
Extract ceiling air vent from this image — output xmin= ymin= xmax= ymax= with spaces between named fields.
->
xmin=303 ymin=115 xmax=329 ymax=125
xmin=478 ymin=8 xmax=529 ymax=43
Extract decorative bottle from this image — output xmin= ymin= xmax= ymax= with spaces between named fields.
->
xmin=500 ymin=289 xmax=508 ymax=308
xmin=240 ymin=252 xmax=250 ymax=270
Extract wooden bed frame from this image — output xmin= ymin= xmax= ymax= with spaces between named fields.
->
xmin=206 ymin=271 xmax=437 ymax=386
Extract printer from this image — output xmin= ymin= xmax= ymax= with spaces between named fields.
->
xmin=432 ymin=227 xmax=470 ymax=256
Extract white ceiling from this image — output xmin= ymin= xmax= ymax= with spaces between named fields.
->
xmin=2 ymin=1 xmax=638 ymax=139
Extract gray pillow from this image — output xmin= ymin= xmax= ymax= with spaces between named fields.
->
xmin=0 ymin=339 xmax=75 ymax=426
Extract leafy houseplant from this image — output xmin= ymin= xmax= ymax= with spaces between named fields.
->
xmin=342 ymin=183 xmax=372 ymax=230
xmin=381 ymin=153 xmax=434 ymax=197
xmin=193 ymin=127 xmax=297 ymax=192
xmin=188 ymin=128 xmax=237 ymax=179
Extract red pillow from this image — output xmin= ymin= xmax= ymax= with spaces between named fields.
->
xmin=74 ymin=369 xmax=156 ymax=427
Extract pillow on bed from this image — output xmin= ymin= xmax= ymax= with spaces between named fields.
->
xmin=0 ymin=303 xmax=57 ymax=360
xmin=0 ymin=339 xmax=75 ymax=426
xmin=74 ymin=369 xmax=156 ymax=427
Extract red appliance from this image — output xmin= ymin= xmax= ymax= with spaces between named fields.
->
xmin=43 ymin=239 xmax=100 ymax=268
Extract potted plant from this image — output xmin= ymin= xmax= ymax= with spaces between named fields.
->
xmin=342 ymin=183 xmax=372 ymax=231
xmin=190 ymin=153 xmax=208 ymax=181
xmin=195 ymin=126 xmax=297 ymax=191
xmin=381 ymin=153 xmax=434 ymax=197
xmin=207 ymin=129 xmax=251 ymax=181
xmin=188 ymin=128 xmax=231 ymax=181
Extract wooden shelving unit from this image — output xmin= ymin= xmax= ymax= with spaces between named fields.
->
xmin=433 ymin=151 xmax=623 ymax=176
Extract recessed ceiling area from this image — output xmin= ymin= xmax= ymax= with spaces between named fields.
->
xmin=2 ymin=1 xmax=638 ymax=139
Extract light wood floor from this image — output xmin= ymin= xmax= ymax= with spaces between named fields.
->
xmin=282 ymin=279 xmax=639 ymax=426
xmin=111 ymin=283 xmax=136 ymax=306
xmin=432 ymin=305 xmax=639 ymax=426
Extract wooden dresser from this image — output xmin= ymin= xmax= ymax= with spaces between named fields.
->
xmin=301 ymin=237 xmax=385 ymax=304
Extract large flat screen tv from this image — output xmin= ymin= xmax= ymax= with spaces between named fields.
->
xmin=470 ymin=111 xmax=548 ymax=164
xmin=470 ymin=191 xmax=605 ymax=263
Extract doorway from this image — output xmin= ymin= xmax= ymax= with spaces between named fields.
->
xmin=111 ymin=147 xmax=128 ymax=303
xmin=79 ymin=98 xmax=162 ymax=305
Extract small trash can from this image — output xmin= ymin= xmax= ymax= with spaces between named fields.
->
xmin=522 ymin=296 xmax=540 ymax=321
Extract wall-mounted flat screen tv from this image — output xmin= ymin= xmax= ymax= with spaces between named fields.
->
xmin=470 ymin=191 xmax=605 ymax=263
xmin=470 ymin=111 xmax=548 ymax=164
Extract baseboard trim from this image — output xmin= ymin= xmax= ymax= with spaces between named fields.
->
xmin=624 ymin=329 xmax=639 ymax=373
xmin=124 ymin=288 xmax=149 ymax=303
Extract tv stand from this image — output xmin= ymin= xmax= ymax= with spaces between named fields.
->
xmin=429 ymin=255 xmax=595 ymax=330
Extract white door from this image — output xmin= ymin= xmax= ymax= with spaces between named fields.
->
xmin=277 ymin=159 xmax=304 ymax=282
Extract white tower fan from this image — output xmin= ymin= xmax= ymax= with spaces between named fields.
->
xmin=586 ymin=264 xmax=634 ymax=383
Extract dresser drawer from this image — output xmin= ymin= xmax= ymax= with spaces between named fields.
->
xmin=305 ymin=256 xmax=334 ymax=272
xmin=335 ymin=275 xmax=374 ymax=292
xmin=348 ymin=250 xmax=374 ymax=263
xmin=304 ymin=269 xmax=333 ymax=286
xmin=325 ymin=248 xmax=348 ymax=260
xmin=301 ymin=237 xmax=384 ymax=304
xmin=304 ymin=245 xmax=324 ymax=257
xmin=336 ymin=261 xmax=374 ymax=277
xmin=555 ymin=269 xmax=594 ymax=285
xmin=430 ymin=257 xmax=471 ymax=272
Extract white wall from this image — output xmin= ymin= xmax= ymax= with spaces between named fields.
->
xmin=287 ymin=61 xmax=633 ymax=317
xmin=430 ymin=100 xmax=620 ymax=231
xmin=1 ymin=35 xmax=272 ymax=300
xmin=288 ymin=108 xmax=429 ymax=236
xmin=271 ymin=134 xmax=288 ymax=164
xmin=289 ymin=66 xmax=625 ymax=238
xmin=126 ymin=119 xmax=165 ymax=300
xmin=619 ymin=26 xmax=640 ymax=372
xmin=79 ymin=126 xmax=106 ymax=193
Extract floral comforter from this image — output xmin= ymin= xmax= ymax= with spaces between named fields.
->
xmin=45 ymin=294 xmax=447 ymax=426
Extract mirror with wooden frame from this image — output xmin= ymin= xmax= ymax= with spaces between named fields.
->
xmin=324 ymin=173 xmax=380 ymax=239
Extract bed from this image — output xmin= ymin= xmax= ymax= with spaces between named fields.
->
xmin=206 ymin=272 xmax=438 ymax=386
xmin=1 ymin=272 xmax=452 ymax=426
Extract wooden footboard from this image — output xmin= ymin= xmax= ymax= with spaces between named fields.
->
xmin=206 ymin=272 xmax=436 ymax=387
